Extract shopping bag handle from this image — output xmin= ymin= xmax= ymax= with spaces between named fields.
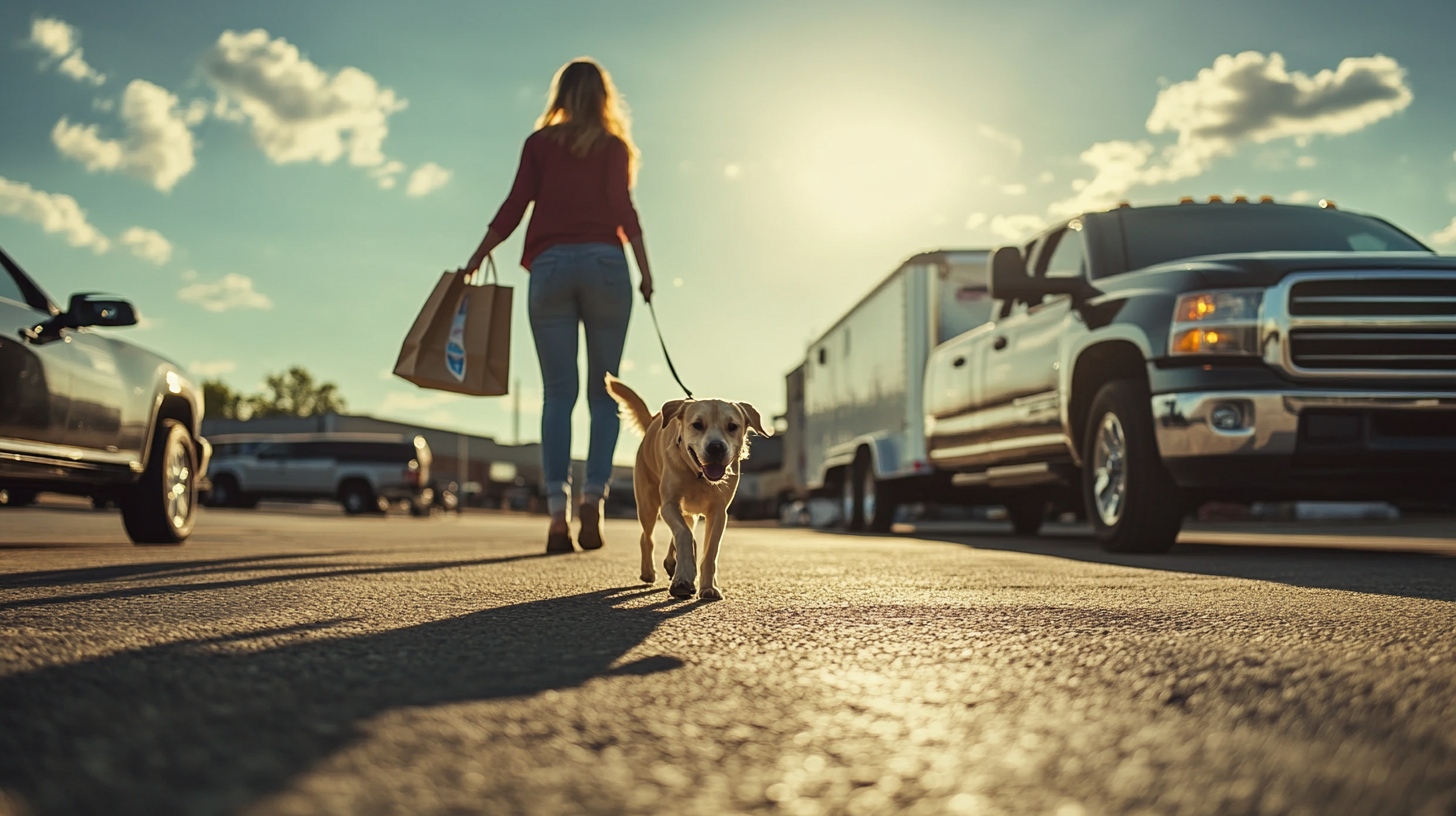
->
xmin=464 ymin=254 xmax=497 ymax=287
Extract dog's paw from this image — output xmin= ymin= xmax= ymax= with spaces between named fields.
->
xmin=640 ymin=570 xmax=656 ymax=584
xmin=669 ymin=579 xmax=696 ymax=599
xmin=698 ymin=586 xmax=724 ymax=601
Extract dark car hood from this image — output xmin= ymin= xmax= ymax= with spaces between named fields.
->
xmin=1098 ymin=251 xmax=1456 ymax=295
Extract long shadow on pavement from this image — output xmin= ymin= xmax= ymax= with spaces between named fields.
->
xmin=0 ymin=585 xmax=691 ymax=815
xmin=913 ymin=529 xmax=1456 ymax=602
xmin=0 ymin=553 xmax=557 ymax=612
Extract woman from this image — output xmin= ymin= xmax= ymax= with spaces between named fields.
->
xmin=462 ymin=59 xmax=653 ymax=554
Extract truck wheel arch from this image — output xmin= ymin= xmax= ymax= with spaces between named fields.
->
xmin=1068 ymin=340 xmax=1148 ymax=464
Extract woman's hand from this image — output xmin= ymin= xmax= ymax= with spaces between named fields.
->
xmin=639 ymin=272 xmax=654 ymax=304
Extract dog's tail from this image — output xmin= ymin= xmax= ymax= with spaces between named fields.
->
xmin=605 ymin=374 xmax=653 ymax=436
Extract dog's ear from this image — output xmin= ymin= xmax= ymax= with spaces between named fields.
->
xmin=736 ymin=402 xmax=771 ymax=437
xmin=660 ymin=399 xmax=689 ymax=425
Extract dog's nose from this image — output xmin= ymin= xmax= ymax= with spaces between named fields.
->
xmin=705 ymin=440 xmax=727 ymax=460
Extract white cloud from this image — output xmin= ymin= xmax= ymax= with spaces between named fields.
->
xmin=1037 ymin=171 xmax=1055 ymax=184
xmin=406 ymin=162 xmax=452 ymax=197
xmin=1052 ymin=52 xmax=1412 ymax=216
xmin=52 ymin=79 xmax=200 ymax=192
xmin=965 ymin=212 xmax=987 ymax=230
xmin=119 ymin=227 xmax=173 ymax=265
xmin=371 ymin=160 xmax=405 ymax=190
xmin=1001 ymin=183 xmax=1027 ymax=196
xmin=1296 ymin=155 xmax=1318 ymax=168
xmin=0 ymin=175 xmax=110 ymax=253
xmin=189 ymin=360 xmax=236 ymax=377
xmin=978 ymin=125 xmax=1023 ymax=157
xmin=723 ymin=163 xmax=743 ymax=180
xmin=1287 ymin=190 xmax=1314 ymax=203
xmin=203 ymin=29 xmax=407 ymax=170
xmin=178 ymin=273 xmax=273 ymax=312
xmin=29 ymin=18 xmax=105 ymax=85
xmin=990 ymin=214 xmax=1047 ymax=242
xmin=1431 ymin=218 xmax=1456 ymax=248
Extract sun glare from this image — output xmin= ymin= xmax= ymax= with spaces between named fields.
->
xmin=783 ymin=118 xmax=957 ymax=233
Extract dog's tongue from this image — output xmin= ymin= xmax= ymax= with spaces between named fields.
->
xmin=703 ymin=463 xmax=728 ymax=481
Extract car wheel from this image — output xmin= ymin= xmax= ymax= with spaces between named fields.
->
xmin=1083 ymin=380 xmax=1185 ymax=553
xmin=0 ymin=489 xmax=38 ymax=508
xmin=1005 ymin=496 xmax=1046 ymax=536
xmin=121 ymin=419 xmax=198 ymax=546
xmin=340 ymin=481 xmax=379 ymax=515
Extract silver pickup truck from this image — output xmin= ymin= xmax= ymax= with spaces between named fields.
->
xmin=204 ymin=432 xmax=433 ymax=514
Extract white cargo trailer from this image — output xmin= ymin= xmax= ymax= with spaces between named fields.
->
xmin=801 ymin=249 xmax=992 ymax=530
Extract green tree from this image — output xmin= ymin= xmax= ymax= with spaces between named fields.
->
xmin=245 ymin=366 xmax=347 ymax=418
xmin=202 ymin=379 xmax=244 ymax=420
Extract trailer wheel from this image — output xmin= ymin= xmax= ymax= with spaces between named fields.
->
xmin=840 ymin=468 xmax=863 ymax=531
xmin=1005 ymin=496 xmax=1046 ymax=536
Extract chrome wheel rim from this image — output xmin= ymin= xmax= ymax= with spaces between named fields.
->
xmin=862 ymin=468 xmax=876 ymax=524
xmin=1092 ymin=412 xmax=1127 ymax=527
xmin=164 ymin=436 xmax=193 ymax=530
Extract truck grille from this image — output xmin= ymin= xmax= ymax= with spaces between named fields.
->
xmin=1272 ymin=272 xmax=1456 ymax=379
xmin=1289 ymin=279 xmax=1456 ymax=317
xmin=1289 ymin=330 xmax=1456 ymax=370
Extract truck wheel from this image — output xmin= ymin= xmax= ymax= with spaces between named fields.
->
xmin=1083 ymin=380 xmax=1185 ymax=553
xmin=840 ymin=468 xmax=864 ymax=531
xmin=859 ymin=460 xmax=898 ymax=533
xmin=206 ymin=475 xmax=240 ymax=507
xmin=1005 ymin=496 xmax=1046 ymax=536
xmin=121 ymin=419 xmax=198 ymax=546
xmin=340 ymin=480 xmax=381 ymax=515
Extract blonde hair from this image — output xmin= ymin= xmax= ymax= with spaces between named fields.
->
xmin=536 ymin=58 xmax=639 ymax=185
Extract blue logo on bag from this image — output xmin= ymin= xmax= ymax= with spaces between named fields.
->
xmin=445 ymin=294 xmax=469 ymax=381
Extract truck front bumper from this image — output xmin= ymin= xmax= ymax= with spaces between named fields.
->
xmin=1151 ymin=390 xmax=1456 ymax=499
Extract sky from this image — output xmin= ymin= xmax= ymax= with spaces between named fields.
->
xmin=3 ymin=0 xmax=1456 ymax=465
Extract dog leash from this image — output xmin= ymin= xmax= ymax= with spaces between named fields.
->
xmin=647 ymin=299 xmax=693 ymax=399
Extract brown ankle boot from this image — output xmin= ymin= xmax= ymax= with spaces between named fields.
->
xmin=545 ymin=513 xmax=573 ymax=553
xmin=577 ymin=498 xmax=604 ymax=550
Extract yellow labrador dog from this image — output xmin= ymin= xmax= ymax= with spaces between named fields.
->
xmin=605 ymin=375 xmax=769 ymax=600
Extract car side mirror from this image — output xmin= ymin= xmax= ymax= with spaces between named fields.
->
xmin=988 ymin=246 xmax=1030 ymax=302
xmin=64 ymin=293 xmax=138 ymax=328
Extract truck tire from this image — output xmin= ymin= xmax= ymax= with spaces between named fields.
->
xmin=121 ymin=419 xmax=198 ymax=545
xmin=1083 ymin=380 xmax=1185 ymax=553
xmin=840 ymin=468 xmax=864 ymax=531
xmin=1005 ymin=496 xmax=1046 ymax=536
xmin=340 ymin=480 xmax=382 ymax=515
xmin=857 ymin=458 xmax=898 ymax=533
xmin=206 ymin=474 xmax=240 ymax=507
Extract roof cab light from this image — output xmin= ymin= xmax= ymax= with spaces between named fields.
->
xmin=1169 ymin=289 xmax=1264 ymax=357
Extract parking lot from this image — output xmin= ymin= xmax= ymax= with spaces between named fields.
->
xmin=3 ymin=499 xmax=1455 ymax=815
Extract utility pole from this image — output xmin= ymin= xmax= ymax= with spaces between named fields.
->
xmin=512 ymin=378 xmax=521 ymax=445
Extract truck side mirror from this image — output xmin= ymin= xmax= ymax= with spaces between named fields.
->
xmin=988 ymin=246 xmax=1029 ymax=302
xmin=63 ymin=293 xmax=138 ymax=329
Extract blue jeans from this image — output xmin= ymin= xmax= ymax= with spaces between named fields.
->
xmin=528 ymin=242 xmax=633 ymax=515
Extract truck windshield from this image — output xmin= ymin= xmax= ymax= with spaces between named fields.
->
xmin=1119 ymin=206 xmax=1430 ymax=272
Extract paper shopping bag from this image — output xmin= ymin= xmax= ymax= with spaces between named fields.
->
xmin=393 ymin=258 xmax=512 ymax=396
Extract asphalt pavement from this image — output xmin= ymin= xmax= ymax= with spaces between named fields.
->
xmin=2 ymin=500 xmax=1455 ymax=816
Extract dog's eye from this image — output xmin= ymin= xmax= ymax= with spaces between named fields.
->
xmin=727 ymin=423 xmax=739 ymax=433
xmin=692 ymin=420 xmax=705 ymax=431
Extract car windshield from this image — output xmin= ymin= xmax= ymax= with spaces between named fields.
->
xmin=1118 ymin=206 xmax=1429 ymax=272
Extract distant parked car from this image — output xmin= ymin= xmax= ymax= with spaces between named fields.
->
xmin=0 ymin=245 xmax=209 ymax=544
xmin=203 ymin=432 xmax=432 ymax=515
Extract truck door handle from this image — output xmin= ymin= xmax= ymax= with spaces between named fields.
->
xmin=993 ymin=336 xmax=1008 ymax=351
xmin=952 ymin=356 xmax=966 ymax=368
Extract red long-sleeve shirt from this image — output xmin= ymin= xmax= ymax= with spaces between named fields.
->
xmin=488 ymin=129 xmax=643 ymax=270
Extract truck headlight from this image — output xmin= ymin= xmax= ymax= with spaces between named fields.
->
xmin=1169 ymin=289 xmax=1264 ymax=356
